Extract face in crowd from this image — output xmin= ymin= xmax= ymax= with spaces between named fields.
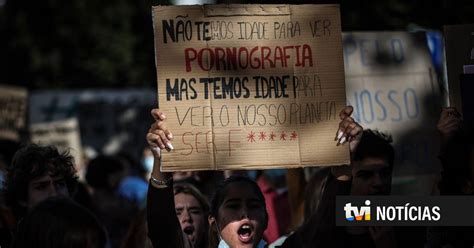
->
xmin=351 ymin=157 xmax=392 ymax=195
xmin=175 ymin=192 xmax=207 ymax=247
xmin=174 ymin=183 xmax=209 ymax=247
xmin=350 ymin=130 xmax=394 ymax=196
xmin=209 ymin=178 xmax=268 ymax=248
xmin=24 ymin=173 xmax=69 ymax=209
xmin=5 ymin=144 xmax=77 ymax=218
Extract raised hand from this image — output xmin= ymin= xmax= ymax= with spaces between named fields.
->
xmin=146 ymin=109 xmax=174 ymax=159
xmin=335 ymin=106 xmax=363 ymax=153
xmin=437 ymin=107 xmax=462 ymax=141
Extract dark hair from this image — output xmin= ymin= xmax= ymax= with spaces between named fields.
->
xmin=121 ymin=209 xmax=153 ymax=248
xmin=352 ymin=130 xmax=394 ymax=167
xmin=85 ymin=155 xmax=125 ymax=190
xmin=4 ymin=144 xmax=78 ymax=218
xmin=174 ymin=182 xmax=209 ymax=248
xmin=13 ymin=197 xmax=107 ymax=248
xmin=208 ymin=176 xmax=268 ymax=248
xmin=174 ymin=182 xmax=210 ymax=214
xmin=304 ymin=167 xmax=330 ymax=220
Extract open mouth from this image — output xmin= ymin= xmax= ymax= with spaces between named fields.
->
xmin=237 ymin=224 xmax=253 ymax=243
xmin=183 ymin=225 xmax=195 ymax=235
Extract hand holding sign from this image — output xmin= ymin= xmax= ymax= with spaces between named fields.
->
xmin=437 ymin=107 xmax=462 ymax=141
xmin=147 ymin=109 xmax=174 ymax=159
xmin=154 ymin=5 xmax=349 ymax=171
xmin=148 ymin=106 xmax=362 ymax=171
xmin=336 ymin=105 xmax=363 ymax=153
xmin=331 ymin=106 xmax=363 ymax=181
xmin=146 ymin=109 xmax=174 ymax=187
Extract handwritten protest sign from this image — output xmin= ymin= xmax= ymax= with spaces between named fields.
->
xmin=153 ymin=5 xmax=348 ymax=171
xmin=0 ymin=85 xmax=28 ymax=141
xmin=343 ymin=32 xmax=441 ymax=193
xmin=30 ymin=118 xmax=85 ymax=177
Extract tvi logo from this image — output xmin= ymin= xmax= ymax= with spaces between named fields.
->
xmin=344 ymin=200 xmax=371 ymax=221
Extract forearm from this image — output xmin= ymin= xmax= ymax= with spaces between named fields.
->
xmin=146 ymin=156 xmax=184 ymax=248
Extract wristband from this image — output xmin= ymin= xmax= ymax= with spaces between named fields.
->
xmin=150 ymin=175 xmax=173 ymax=188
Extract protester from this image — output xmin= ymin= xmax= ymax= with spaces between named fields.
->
xmin=86 ymin=155 xmax=138 ymax=248
xmin=256 ymin=169 xmax=291 ymax=243
xmin=173 ymin=182 xmax=210 ymax=247
xmin=425 ymin=107 xmax=474 ymax=247
xmin=172 ymin=170 xmax=225 ymax=201
xmin=121 ymin=182 xmax=209 ymax=248
xmin=0 ymin=139 xmax=20 ymax=191
xmin=0 ymin=139 xmax=20 ymax=248
xmin=435 ymin=107 xmax=474 ymax=194
xmin=285 ymin=129 xmax=430 ymax=248
xmin=12 ymin=197 xmax=107 ymax=248
xmin=303 ymin=167 xmax=331 ymax=221
xmin=121 ymin=209 xmax=153 ymax=248
xmin=117 ymin=151 xmax=149 ymax=208
xmin=4 ymin=144 xmax=78 ymax=220
xmin=145 ymin=106 xmax=362 ymax=248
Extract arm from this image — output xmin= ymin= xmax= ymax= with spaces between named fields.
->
xmin=436 ymin=107 xmax=468 ymax=194
xmin=146 ymin=109 xmax=186 ymax=248
xmin=280 ymin=106 xmax=362 ymax=248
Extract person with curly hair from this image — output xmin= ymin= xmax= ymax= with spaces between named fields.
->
xmin=4 ymin=144 xmax=78 ymax=220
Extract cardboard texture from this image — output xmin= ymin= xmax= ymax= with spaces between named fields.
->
xmin=444 ymin=24 xmax=474 ymax=112
xmin=0 ymin=85 xmax=28 ymax=141
xmin=30 ymin=118 xmax=85 ymax=177
xmin=153 ymin=4 xmax=349 ymax=171
xmin=344 ymin=32 xmax=441 ymax=181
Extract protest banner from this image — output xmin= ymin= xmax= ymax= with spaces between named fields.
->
xmin=444 ymin=24 xmax=474 ymax=112
xmin=153 ymin=4 xmax=349 ymax=171
xmin=0 ymin=85 xmax=28 ymax=141
xmin=343 ymin=32 xmax=442 ymax=193
xmin=30 ymin=118 xmax=85 ymax=178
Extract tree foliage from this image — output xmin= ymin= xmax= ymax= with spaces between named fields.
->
xmin=1 ymin=0 xmax=472 ymax=89
xmin=1 ymin=0 xmax=169 ymax=89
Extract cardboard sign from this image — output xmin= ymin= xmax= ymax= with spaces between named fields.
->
xmin=153 ymin=5 xmax=349 ymax=171
xmin=343 ymin=32 xmax=441 ymax=185
xmin=30 ymin=118 xmax=85 ymax=177
xmin=0 ymin=85 xmax=28 ymax=141
xmin=444 ymin=24 xmax=474 ymax=112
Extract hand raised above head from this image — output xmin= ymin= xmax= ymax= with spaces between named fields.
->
xmin=437 ymin=107 xmax=462 ymax=140
xmin=335 ymin=106 xmax=363 ymax=153
xmin=146 ymin=109 xmax=174 ymax=158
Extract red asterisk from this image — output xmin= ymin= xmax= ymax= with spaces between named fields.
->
xmin=247 ymin=131 xmax=256 ymax=143
xmin=269 ymin=132 xmax=276 ymax=141
xmin=280 ymin=131 xmax=287 ymax=141
xmin=290 ymin=131 xmax=298 ymax=140
xmin=259 ymin=131 xmax=267 ymax=141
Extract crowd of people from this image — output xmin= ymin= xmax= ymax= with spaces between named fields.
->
xmin=0 ymin=105 xmax=472 ymax=248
